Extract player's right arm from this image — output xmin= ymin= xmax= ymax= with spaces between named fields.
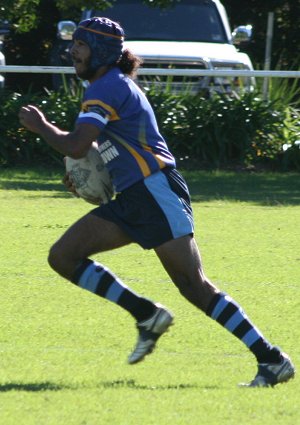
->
xmin=19 ymin=105 xmax=100 ymax=158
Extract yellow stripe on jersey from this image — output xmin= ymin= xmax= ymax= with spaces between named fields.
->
xmin=81 ymin=99 xmax=120 ymax=121
xmin=138 ymin=118 xmax=166 ymax=169
xmin=106 ymin=130 xmax=151 ymax=177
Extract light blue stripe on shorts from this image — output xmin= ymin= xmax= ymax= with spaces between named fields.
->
xmin=144 ymin=171 xmax=194 ymax=240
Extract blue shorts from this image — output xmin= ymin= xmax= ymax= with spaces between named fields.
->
xmin=91 ymin=167 xmax=194 ymax=249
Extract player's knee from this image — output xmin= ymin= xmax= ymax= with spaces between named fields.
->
xmin=48 ymin=240 xmax=82 ymax=281
xmin=48 ymin=242 xmax=64 ymax=273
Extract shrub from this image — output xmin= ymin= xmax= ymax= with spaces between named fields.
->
xmin=0 ymin=85 xmax=299 ymax=170
xmin=147 ymin=89 xmax=300 ymax=170
xmin=0 ymin=86 xmax=81 ymax=165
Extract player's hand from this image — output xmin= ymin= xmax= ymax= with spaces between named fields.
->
xmin=62 ymin=158 xmax=79 ymax=197
xmin=18 ymin=105 xmax=46 ymax=134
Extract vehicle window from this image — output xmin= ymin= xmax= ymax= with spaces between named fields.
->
xmin=92 ymin=0 xmax=227 ymax=43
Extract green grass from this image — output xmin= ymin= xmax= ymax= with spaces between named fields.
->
xmin=0 ymin=166 xmax=299 ymax=425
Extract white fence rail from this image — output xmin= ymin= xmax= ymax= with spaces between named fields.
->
xmin=0 ymin=66 xmax=300 ymax=79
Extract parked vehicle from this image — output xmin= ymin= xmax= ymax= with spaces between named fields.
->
xmin=51 ymin=0 xmax=254 ymax=94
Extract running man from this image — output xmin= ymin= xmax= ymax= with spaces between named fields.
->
xmin=19 ymin=17 xmax=295 ymax=387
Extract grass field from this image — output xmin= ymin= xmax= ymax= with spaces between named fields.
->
xmin=0 ymin=167 xmax=299 ymax=425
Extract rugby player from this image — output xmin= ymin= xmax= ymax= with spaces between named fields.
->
xmin=19 ymin=17 xmax=295 ymax=387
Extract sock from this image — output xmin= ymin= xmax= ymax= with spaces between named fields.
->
xmin=206 ymin=292 xmax=282 ymax=364
xmin=71 ymin=259 xmax=156 ymax=322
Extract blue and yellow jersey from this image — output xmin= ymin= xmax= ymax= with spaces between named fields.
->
xmin=76 ymin=67 xmax=176 ymax=192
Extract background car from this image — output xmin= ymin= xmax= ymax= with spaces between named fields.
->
xmin=51 ymin=0 xmax=254 ymax=95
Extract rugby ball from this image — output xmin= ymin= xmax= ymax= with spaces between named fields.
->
xmin=65 ymin=142 xmax=114 ymax=205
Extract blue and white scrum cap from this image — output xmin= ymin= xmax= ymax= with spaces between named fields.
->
xmin=73 ymin=17 xmax=124 ymax=71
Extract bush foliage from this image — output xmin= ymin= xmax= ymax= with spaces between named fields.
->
xmin=0 ymin=87 xmax=81 ymax=165
xmin=147 ymin=90 xmax=300 ymax=170
xmin=0 ymin=86 xmax=299 ymax=170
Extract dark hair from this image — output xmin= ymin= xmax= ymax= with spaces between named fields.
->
xmin=117 ymin=49 xmax=143 ymax=77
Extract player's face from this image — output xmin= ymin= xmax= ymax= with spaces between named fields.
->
xmin=70 ymin=39 xmax=92 ymax=80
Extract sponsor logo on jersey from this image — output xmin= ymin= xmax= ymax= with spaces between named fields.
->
xmin=99 ymin=139 xmax=120 ymax=164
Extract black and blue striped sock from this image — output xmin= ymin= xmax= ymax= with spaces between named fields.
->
xmin=206 ymin=292 xmax=281 ymax=364
xmin=72 ymin=259 xmax=155 ymax=322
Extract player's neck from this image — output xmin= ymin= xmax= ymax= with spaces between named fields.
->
xmin=88 ymin=65 xmax=114 ymax=83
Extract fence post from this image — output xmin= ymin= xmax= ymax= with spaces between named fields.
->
xmin=263 ymin=12 xmax=275 ymax=101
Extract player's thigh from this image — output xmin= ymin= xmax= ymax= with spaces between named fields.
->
xmin=52 ymin=212 xmax=132 ymax=260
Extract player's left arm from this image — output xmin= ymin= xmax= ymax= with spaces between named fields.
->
xmin=19 ymin=104 xmax=100 ymax=158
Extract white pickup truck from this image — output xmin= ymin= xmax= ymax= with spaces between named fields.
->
xmin=53 ymin=0 xmax=254 ymax=94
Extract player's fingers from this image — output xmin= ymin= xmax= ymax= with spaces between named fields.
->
xmin=62 ymin=173 xmax=79 ymax=197
xmin=62 ymin=172 xmax=70 ymax=184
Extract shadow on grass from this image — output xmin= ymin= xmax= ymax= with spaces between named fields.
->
xmin=184 ymin=170 xmax=300 ymax=205
xmin=0 ymin=166 xmax=66 ymax=193
xmin=0 ymin=380 xmax=219 ymax=392
xmin=0 ymin=167 xmax=299 ymax=205
xmin=0 ymin=382 xmax=67 ymax=392
xmin=100 ymin=379 xmax=217 ymax=391
xmin=1 ymin=180 xmax=66 ymax=193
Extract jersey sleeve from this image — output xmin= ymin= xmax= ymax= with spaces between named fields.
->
xmin=75 ymin=80 xmax=120 ymax=130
